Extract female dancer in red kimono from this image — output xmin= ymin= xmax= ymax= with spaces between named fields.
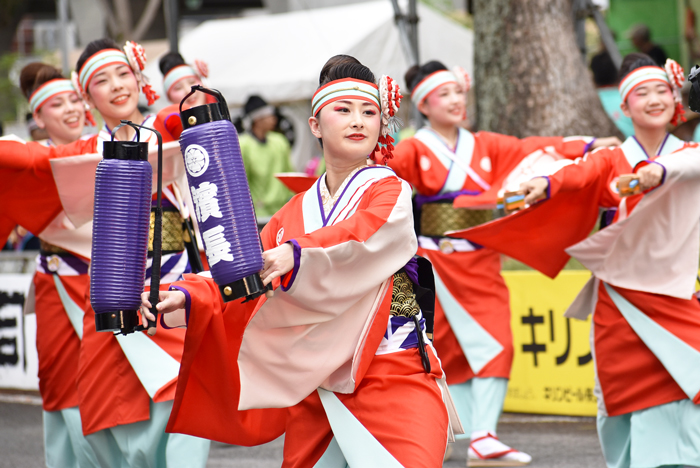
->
xmin=142 ymin=55 xmax=459 ymax=467
xmin=18 ymin=61 xmax=99 ymax=468
xmin=1 ymin=38 xmax=209 ymax=468
xmin=454 ymin=53 xmax=700 ymax=468
xmin=159 ymin=52 xmax=210 ymax=109
xmin=387 ymin=60 xmax=619 ymax=466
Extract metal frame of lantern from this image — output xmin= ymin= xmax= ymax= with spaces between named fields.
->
xmin=91 ymin=121 xmax=165 ymax=335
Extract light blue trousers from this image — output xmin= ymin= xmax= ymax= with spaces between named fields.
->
xmin=448 ymin=377 xmax=508 ymax=440
xmin=598 ymin=399 xmax=700 ymax=468
xmin=84 ymin=400 xmax=210 ymax=468
xmin=44 ymin=406 xmax=100 ymax=468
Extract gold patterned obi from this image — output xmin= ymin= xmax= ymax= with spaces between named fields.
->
xmin=420 ymin=202 xmax=493 ymax=237
xmin=39 ymin=239 xmax=69 ymax=255
xmin=391 ymin=272 xmax=420 ymax=318
xmin=149 ymin=209 xmax=185 ymax=253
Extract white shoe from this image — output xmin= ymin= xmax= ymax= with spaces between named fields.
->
xmin=467 ymin=431 xmax=532 ymax=467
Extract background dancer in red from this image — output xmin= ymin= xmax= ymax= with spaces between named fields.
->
xmin=454 ymin=53 xmax=700 ymax=468
xmin=19 ymin=61 xmax=98 ymax=468
xmin=388 ymin=60 xmax=619 ymax=466
xmin=142 ymin=55 xmax=459 ymax=467
xmin=1 ymin=38 xmax=210 ymax=468
xmin=159 ymin=52 xmax=210 ymax=109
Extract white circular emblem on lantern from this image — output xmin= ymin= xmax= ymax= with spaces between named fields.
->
xmin=184 ymin=144 xmax=210 ymax=177
xmin=420 ymin=155 xmax=432 ymax=171
xmin=276 ymin=228 xmax=285 ymax=246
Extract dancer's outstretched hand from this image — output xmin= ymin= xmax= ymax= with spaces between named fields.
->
xmin=261 ymin=242 xmax=295 ymax=286
xmin=636 ymin=163 xmax=664 ymax=190
xmin=519 ymin=177 xmax=549 ymax=206
xmin=140 ymin=290 xmax=186 ymax=325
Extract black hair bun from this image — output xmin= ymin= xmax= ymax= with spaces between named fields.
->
xmin=159 ymin=52 xmax=186 ymax=76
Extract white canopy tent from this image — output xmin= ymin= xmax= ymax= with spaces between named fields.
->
xmin=144 ymin=1 xmax=473 ymax=169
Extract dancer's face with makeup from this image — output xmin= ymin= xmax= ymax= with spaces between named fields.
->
xmin=418 ymin=82 xmax=466 ymax=128
xmin=85 ymin=63 xmax=141 ymax=122
xmin=309 ymin=99 xmax=381 ymax=164
xmin=34 ymin=92 xmax=85 ymax=145
xmin=621 ymin=81 xmax=675 ymax=131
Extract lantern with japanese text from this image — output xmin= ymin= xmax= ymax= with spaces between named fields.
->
xmin=179 ymin=85 xmax=267 ymax=302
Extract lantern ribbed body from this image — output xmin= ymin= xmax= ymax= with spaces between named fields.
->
xmin=90 ymin=159 xmax=152 ymax=313
xmin=180 ymin=119 xmax=263 ymax=286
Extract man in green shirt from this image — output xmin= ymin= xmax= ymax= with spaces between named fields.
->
xmin=239 ymin=95 xmax=294 ymax=219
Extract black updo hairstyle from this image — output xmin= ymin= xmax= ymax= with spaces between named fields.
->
xmin=159 ymin=52 xmax=187 ymax=77
xmin=76 ymin=38 xmax=121 ymax=78
xmin=618 ymin=53 xmax=658 ymax=83
xmin=318 ymin=54 xmax=375 ymax=89
xmin=404 ymin=60 xmax=448 ymax=93
xmin=19 ymin=62 xmax=64 ymax=101
xmin=314 ymin=55 xmax=376 ymax=148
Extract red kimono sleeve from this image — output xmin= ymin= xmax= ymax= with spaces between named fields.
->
xmin=479 ymin=132 xmax=591 ymax=187
xmin=449 ymin=151 xmax=614 ymax=278
xmin=166 ymin=273 xmax=287 ymax=445
xmin=0 ymin=137 xmax=96 ymax=242
xmin=152 ymin=103 xmax=183 ymax=142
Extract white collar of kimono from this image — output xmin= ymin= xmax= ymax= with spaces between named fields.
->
xmin=619 ymin=133 xmax=684 ymax=168
xmin=29 ymin=79 xmax=76 ymax=113
xmin=312 ymin=79 xmax=380 ymax=116
xmin=411 ymin=70 xmax=458 ymax=105
xmin=163 ymin=64 xmax=199 ymax=95
xmin=302 ymin=166 xmax=396 ymax=233
xmin=414 ymin=127 xmax=489 ymax=193
xmin=618 ymin=66 xmax=669 ymax=102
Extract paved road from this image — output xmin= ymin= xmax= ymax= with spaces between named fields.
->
xmin=0 ymin=396 xmax=606 ymax=468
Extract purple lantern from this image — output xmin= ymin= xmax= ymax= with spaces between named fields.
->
xmin=179 ymin=86 xmax=267 ymax=302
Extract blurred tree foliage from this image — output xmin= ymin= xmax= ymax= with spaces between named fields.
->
xmin=421 ymin=0 xmax=473 ymax=28
xmin=0 ymin=53 xmax=22 ymax=123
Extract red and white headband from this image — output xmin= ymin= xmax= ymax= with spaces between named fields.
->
xmin=311 ymin=76 xmax=402 ymax=164
xmin=76 ymin=41 xmax=159 ymax=106
xmin=28 ymin=78 xmax=76 ymax=113
xmin=163 ymin=60 xmax=209 ymax=96
xmin=410 ymin=66 xmax=471 ymax=104
xmin=618 ymin=59 xmax=686 ymax=126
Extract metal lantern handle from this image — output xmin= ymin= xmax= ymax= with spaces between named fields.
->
xmin=180 ymin=84 xmax=232 ymax=122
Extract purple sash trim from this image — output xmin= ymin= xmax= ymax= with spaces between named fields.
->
xmin=38 ymin=252 xmax=89 ymax=275
xmin=153 ymin=197 xmax=176 ymax=209
xmin=414 ymin=189 xmax=481 ymax=210
xmin=403 ymin=257 xmax=419 ymax=285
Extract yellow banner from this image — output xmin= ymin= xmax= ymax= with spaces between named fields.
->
xmin=502 ymin=271 xmax=597 ymax=416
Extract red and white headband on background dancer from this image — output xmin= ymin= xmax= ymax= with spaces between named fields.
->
xmin=410 ymin=66 xmax=471 ymax=105
xmin=74 ymin=41 xmax=159 ymax=109
xmin=311 ymin=76 xmax=402 ymax=165
xmin=618 ymin=59 xmax=686 ymax=126
xmin=28 ymin=79 xmax=92 ymax=126
xmin=163 ymin=59 xmax=209 ymax=96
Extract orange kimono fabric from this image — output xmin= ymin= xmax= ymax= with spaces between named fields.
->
xmin=283 ymin=348 xmax=448 ymax=468
xmin=33 ymin=273 xmax=88 ymax=412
